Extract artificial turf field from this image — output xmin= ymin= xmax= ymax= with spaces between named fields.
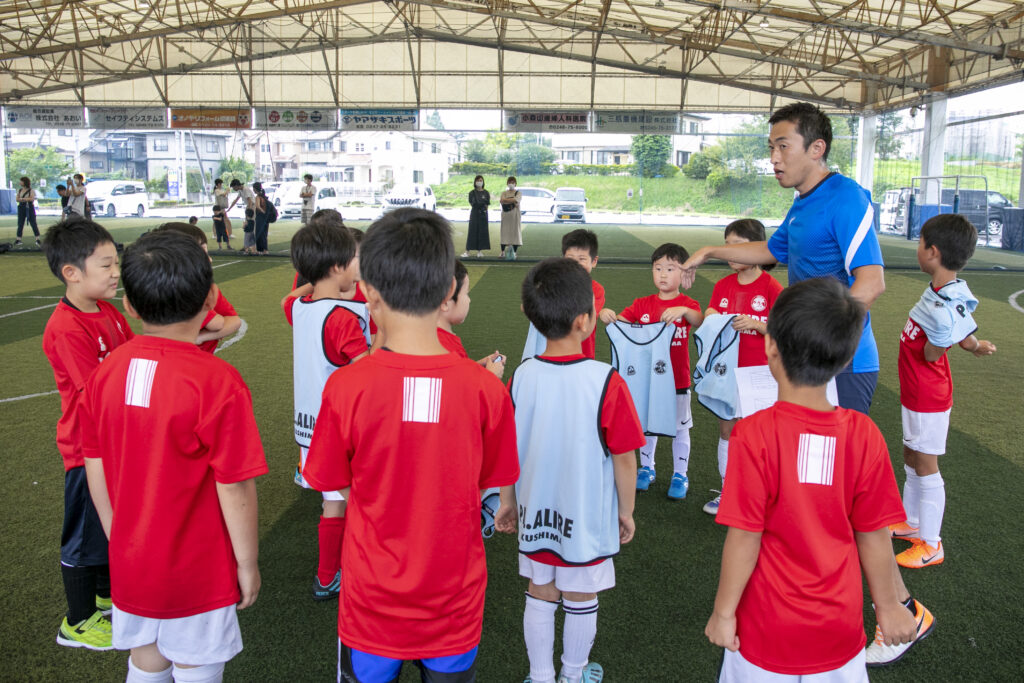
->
xmin=2 ymin=215 xmax=1024 ymax=681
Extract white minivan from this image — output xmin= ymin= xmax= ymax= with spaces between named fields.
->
xmin=87 ymin=180 xmax=150 ymax=218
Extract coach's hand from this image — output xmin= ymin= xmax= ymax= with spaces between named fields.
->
xmin=237 ymin=560 xmax=261 ymax=610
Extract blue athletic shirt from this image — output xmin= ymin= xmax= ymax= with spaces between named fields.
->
xmin=767 ymin=172 xmax=883 ymax=373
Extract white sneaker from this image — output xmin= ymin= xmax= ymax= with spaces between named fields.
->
xmin=557 ymin=662 xmax=603 ymax=683
xmin=460 ymin=251 xmax=469 ymax=258
xmin=702 ymin=493 xmax=721 ymax=515
xmin=865 ymin=599 xmax=934 ymax=666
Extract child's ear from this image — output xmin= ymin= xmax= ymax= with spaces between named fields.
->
xmin=61 ymin=264 xmax=82 ymax=283
xmin=122 ymin=295 xmax=141 ymax=320
xmin=445 ymin=276 xmax=457 ymax=302
xmin=203 ymin=284 xmax=218 ymax=311
xmin=764 ymin=334 xmax=778 ymax=362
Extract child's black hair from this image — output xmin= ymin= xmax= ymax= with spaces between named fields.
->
xmin=121 ymin=231 xmax=212 ymax=326
xmin=56 ymin=184 xmax=67 ymax=193
xmin=766 ymin=278 xmax=864 ymax=387
xmin=724 ymin=219 xmax=774 ymax=271
xmin=348 ymin=227 xmax=364 ymax=244
xmin=188 ymin=216 xmax=199 ymax=225
xmin=768 ymin=102 xmax=833 ymax=161
xmin=921 ymin=214 xmax=977 ymax=271
xmin=309 ymin=208 xmax=346 ymax=230
xmin=155 ymin=221 xmax=207 ymax=246
xmin=42 ymin=217 xmax=115 ymax=283
xmin=304 ymin=173 xmax=314 ymax=182
xmin=451 ymin=260 xmax=469 ymax=301
xmin=651 ymin=242 xmax=689 ymax=265
xmin=360 ymin=208 xmax=454 ymax=315
xmin=561 ymin=228 xmax=599 ymax=259
xmin=290 ymin=222 xmax=357 ymax=285
xmin=521 ymin=258 xmax=594 ymax=341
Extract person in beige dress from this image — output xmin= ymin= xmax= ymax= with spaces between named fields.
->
xmin=499 ymin=176 xmax=522 ymax=260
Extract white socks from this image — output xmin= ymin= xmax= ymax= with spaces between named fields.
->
xmin=561 ymin=598 xmax=598 ymax=683
xmin=524 ymin=594 xmax=558 ymax=683
xmin=918 ymin=472 xmax=946 ymax=547
xmin=717 ymin=438 xmax=729 ymax=481
xmin=902 ymin=465 xmax=921 ymax=527
xmin=671 ymin=428 xmax=691 ymax=476
xmin=639 ymin=436 xmax=657 ymax=470
xmin=127 ymin=659 xmax=172 ymax=683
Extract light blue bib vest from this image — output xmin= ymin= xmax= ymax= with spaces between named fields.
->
xmin=909 ymin=279 xmax=978 ymax=347
xmin=692 ymin=313 xmax=741 ymax=420
xmin=605 ymin=322 xmax=676 ymax=437
xmin=521 ymin=322 xmax=548 ymax=362
xmin=510 ymin=357 xmax=621 ymax=564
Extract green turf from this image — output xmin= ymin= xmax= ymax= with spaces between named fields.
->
xmin=2 ymin=221 xmax=1024 ymax=681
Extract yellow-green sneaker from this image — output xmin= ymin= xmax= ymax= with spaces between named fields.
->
xmin=57 ymin=611 xmax=114 ymax=651
xmin=95 ymin=595 xmax=113 ymax=616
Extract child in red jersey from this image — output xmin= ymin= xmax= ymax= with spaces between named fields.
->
xmin=42 ymin=218 xmax=133 ymax=651
xmin=701 ymin=219 xmax=783 ymax=515
xmin=438 ymin=259 xmax=505 ymax=378
xmin=890 ymin=215 xmax=995 ymax=571
xmin=154 ymin=222 xmax=241 ymax=354
xmin=281 ymin=222 xmax=368 ymax=602
xmin=81 ymin=230 xmax=267 ymax=682
xmin=303 ymin=208 xmax=519 ymax=682
xmin=560 ymin=229 xmax=617 ymax=358
xmin=609 ymin=242 xmax=704 ymax=500
xmin=705 ymin=278 xmax=917 ymax=681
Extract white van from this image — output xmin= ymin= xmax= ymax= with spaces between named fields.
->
xmin=275 ymin=181 xmax=349 ymax=218
xmin=87 ymin=180 xmax=149 ymax=218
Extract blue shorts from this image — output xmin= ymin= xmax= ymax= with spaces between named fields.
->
xmin=338 ymin=641 xmax=477 ymax=683
xmin=61 ymin=466 xmax=108 ymax=567
xmin=835 ymin=369 xmax=878 ymax=416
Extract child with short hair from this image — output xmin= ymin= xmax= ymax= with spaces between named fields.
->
xmin=701 ymin=219 xmax=783 ymax=514
xmin=187 ymin=216 xmax=199 ymax=226
xmin=496 ymin=257 xmax=644 ymax=683
xmin=42 ymin=218 xmax=133 ymax=651
xmin=891 ymin=214 xmax=996 ymax=569
xmin=300 ymin=173 xmax=316 ymax=225
xmin=155 ymin=222 xmax=241 ymax=354
xmin=438 ymin=259 xmax=505 ymax=378
xmin=706 ymin=277 xmax=918 ymax=680
xmin=303 ymin=208 xmax=519 ymax=681
xmin=560 ymin=229 xmax=617 ymax=358
xmin=211 ymin=205 xmax=231 ymax=250
xmin=282 ymin=222 xmax=369 ymax=601
xmin=242 ymin=208 xmax=256 ymax=255
xmin=81 ymin=230 xmax=268 ymax=682
xmin=610 ymin=243 xmax=704 ymax=500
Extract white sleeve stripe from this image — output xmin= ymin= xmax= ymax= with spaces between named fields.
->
xmin=844 ymin=206 xmax=875 ymax=276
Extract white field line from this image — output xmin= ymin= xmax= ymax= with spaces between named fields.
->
xmin=0 ymin=389 xmax=59 ymax=404
xmin=1009 ymin=289 xmax=1024 ymax=315
xmin=214 ymin=319 xmax=248 ymax=353
xmin=0 ymin=303 xmax=58 ymax=318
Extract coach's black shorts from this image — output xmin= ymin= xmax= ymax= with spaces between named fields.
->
xmin=835 ymin=369 xmax=878 ymax=416
xmin=60 ymin=466 xmax=108 ymax=567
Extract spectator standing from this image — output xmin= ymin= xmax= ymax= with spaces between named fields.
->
xmin=463 ymin=175 xmax=490 ymax=258
xmin=15 ymin=176 xmax=40 ymax=246
xmin=500 ymin=176 xmax=522 ymax=260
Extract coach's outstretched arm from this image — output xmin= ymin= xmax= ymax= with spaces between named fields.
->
xmin=681 ymin=242 xmax=778 ymax=288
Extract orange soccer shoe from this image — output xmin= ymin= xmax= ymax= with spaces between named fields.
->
xmin=896 ymin=541 xmax=944 ymax=569
xmin=865 ymin=599 xmax=935 ymax=667
xmin=888 ymin=521 xmax=921 ymax=542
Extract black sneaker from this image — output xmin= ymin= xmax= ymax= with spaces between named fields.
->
xmin=313 ymin=571 xmax=341 ymax=601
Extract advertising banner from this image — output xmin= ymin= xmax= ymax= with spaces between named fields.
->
xmin=254 ymin=107 xmax=337 ymax=130
xmin=503 ymin=111 xmax=590 ymax=132
xmin=170 ymin=108 xmax=251 ymax=129
xmin=339 ymin=109 xmax=418 ymax=131
xmin=592 ymin=110 xmax=679 ymax=134
xmin=89 ymin=107 xmax=168 ymax=129
xmin=4 ymin=106 xmax=87 ymax=128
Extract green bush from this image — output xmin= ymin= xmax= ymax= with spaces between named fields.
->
xmin=681 ymin=152 xmax=713 ymax=180
xmin=449 ymin=162 xmax=509 ymax=176
xmin=657 ymin=164 xmax=680 ymax=178
xmin=561 ymin=164 xmax=633 ymax=176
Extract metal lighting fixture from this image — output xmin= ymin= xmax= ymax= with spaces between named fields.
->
xmin=759 ymin=17 xmax=770 ymax=29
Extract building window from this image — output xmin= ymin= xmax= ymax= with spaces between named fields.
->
xmin=689 ymin=121 xmax=699 ymax=134
xmin=339 ymin=141 xmax=347 ymax=152
xmin=153 ymin=138 xmax=169 ymax=151
xmin=260 ymin=143 xmax=271 ymax=153
xmin=413 ymin=141 xmax=421 ymax=153
xmin=58 ymin=129 xmax=72 ymax=137
xmin=90 ymin=161 xmax=104 ymax=169
xmin=676 ymin=150 xmax=691 ymax=166
xmin=354 ymin=142 xmax=365 ymax=153
xmin=431 ymin=143 xmax=439 ymax=154
xmin=261 ymin=164 xmax=272 ymax=174
xmin=413 ymin=170 xmax=424 ymax=183
xmin=564 ymin=151 xmax=581 ymax=162
xmin=596 ymin=151 xmax=609 ymax=164
xmin=206 ymin=140 xmax=219 ymax=154
xmin=385 ymin=141 xmax=391 ymax=150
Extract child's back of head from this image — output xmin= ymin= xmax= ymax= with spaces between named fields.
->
xmin=360 ymin=208 xmax=454 ymax=314
xmin=561 ymin=228 xmax=599 ymax=259
xmin=154 ymin=221 xmax=207 ymax=247
xmin=309 ymin=208 xmax=346 ymax=230
xmin=521 ymin=257 xmax=593 ymax=341
xmin=42 ymin=218 xmax=115 ymax=283
xmin=121 ymin=231 xmax=213 ymax=326
xmin=767 ymin=278 xmax=864 ymax=387
xmin=921 ymin=214 xmax=977 ymax=271
xmin=290 ymin=222 xmax=357 ymax=286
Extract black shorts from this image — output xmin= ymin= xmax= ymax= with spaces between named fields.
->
xmin=60 ymin=466 xmax=108 ymax=567
xmin=213 ymin=220 xmax=228 ymax=242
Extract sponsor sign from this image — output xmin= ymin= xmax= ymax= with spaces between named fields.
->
xmin=4 ymin=106 xmax=87 ymax=128
xmin=170 ymin=108 xmax=251 ymax=129
xmin=89 ymin=107 xmax=168 ymax=129
xmin=593 ymin=110 xmax=679 ymax=134
xmin=339 ymin=109 xmax=418 ymax=131
xmin=503 ymin=111 xmax=590 ymax=132
xmin=254 ymin=107 xmax=337 ymax=130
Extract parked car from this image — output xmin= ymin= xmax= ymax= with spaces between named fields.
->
xmin=939 ymin=188 xmax=1012 ymax=236
xmin=553 ymin=187 xmax=587 ymax=223
xmin=86 ymin=180 xmax=149 ymax=218
xmin=517 ymin=187 xmax=555 ymax=217
xmin=274 ymin=181 xmax=344 ymax=218
xmin=381 ymin=184 xmax=437 ymax=213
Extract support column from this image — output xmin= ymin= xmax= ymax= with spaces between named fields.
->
xmin=920 ymin=96 xmax=947 ymax=204
xmin=855 ymin=113 xmax=877 ymax=195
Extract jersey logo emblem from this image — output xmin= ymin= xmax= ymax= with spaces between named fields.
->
xmin=403 ymin=376 xmax=442 ymax=423
xmin=125 ymin=358 xmax=158 ymax=409
xmin=654 ymin=360 xmax=667 ymax=375
xmin=751 ymin=295 xmax=768 ymax=312
xmin=719 ymin=297 xmax=729 ymax=309
xmin=797 ymin=433 xmax=836 ymax=486
xmin=98 ymin=335 xmax=107 ymax=353
xmin=626 ymin=365 xmax=636 ymax=376
xmin=713 ymin=362 xmax=727 ymax=376
xmin=640 ymin=313 xmax=651 ymax=323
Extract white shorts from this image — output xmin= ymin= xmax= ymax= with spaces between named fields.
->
xmin=720 ymin=648 xmax=867 ymax=683
xmin=518 ymin=555 xmax=615 ymax=594
xmin=901 ymin=407 xmax=950 ymax=455
xmin=296 ymin=447 xmax=344 ymax=501
xmin=675 ymin=392 xmax=693 ymax=430
xmin=112 ymin=604 xmax=242 ymax=666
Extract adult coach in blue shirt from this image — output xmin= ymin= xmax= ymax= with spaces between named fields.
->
xmin=682 ymin=102 xmax=886 ymax=414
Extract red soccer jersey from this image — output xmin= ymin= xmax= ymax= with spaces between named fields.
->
xmin=350 ymin=282 xmax=378 ymax=335
xmin=438 ymin=327 xmax=469 ymax=358
xmin=283 ymin=295 xmax=368 ymax=366
xmin=709 ymin=271 xmax=782 ymax=367
xmin=717 ymin=401 xmax=904 ymax=675
xmin=303 ymin=350 xmax=519 ymax=659
xmin=620 ymin=292 xmax=700 ymax=390
xmin=198 ymin=289 xmax=238 ymax=354
xmin=42 ymin=299 xmax=133 ymax=471
xmin=581 ymin=280 xmax=606 ymax=359
xmin=898 ymin=316 xmax=953 ymax=413
xmin=80 ymin=336 xmax=268 ymax=619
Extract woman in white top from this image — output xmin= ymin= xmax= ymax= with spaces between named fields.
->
xmin=68 ymin=174 xmax=88 ymax=217
xmin=499 ymin=175 xmax=522 ymax=260
xmin=213 ymin=178 xmax=232 ymax=238
xmin=15 ymin=176 xmax=40 ymax=245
